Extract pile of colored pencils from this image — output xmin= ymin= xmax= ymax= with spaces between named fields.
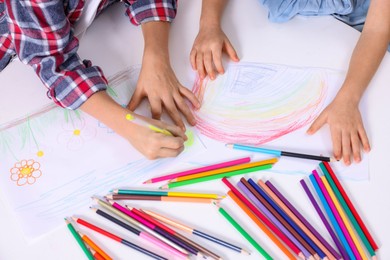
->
xmin=65 ymin=196 xmax=250 ymax=260
xmin=142 ymin=156 xmax=278 ymax=189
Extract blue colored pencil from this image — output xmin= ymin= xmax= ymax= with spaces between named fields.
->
xmin=247 ymin=178 xmax=326 ymax=259
xmin=226 ymin=143 xmax=333 ymax=162
xmin=309 ymin=173 xmax=356 ymax=260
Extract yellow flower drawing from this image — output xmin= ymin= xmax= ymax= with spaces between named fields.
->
xmin=10 ymin=159 xmax=42 ymax=186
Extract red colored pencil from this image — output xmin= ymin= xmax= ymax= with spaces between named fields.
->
xmin=323 ymin=161 xmax=378 ymax=251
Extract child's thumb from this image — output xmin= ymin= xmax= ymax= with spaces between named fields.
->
xmin=307 ymin=114 xmax=325 ymax=135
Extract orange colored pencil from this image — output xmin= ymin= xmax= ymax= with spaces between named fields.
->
xmin=169 ymin=158 xmax=278 ymax=183
xmin=257 ymin=180 xmax=336 ymax=260
xmin=227 ymin=190 xmax=296 ymax=260
xmin=79 ymin=231 xmax=112 ymax=260
xmin=90 ymin=248 xmax=105 ymax=260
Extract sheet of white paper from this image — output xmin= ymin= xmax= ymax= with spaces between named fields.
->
xmin=0 ymin=66 xmax=205 ymax=239
xmin=190 ymin=62 xmax=369 ymax=180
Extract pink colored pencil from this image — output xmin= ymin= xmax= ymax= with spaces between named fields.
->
xmin=143 ymin=157 xmax=251 ymax=184
xmin=313 ymin=171 xmax=361 ymax=259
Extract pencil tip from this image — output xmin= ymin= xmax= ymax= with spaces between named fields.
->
xmin=241 ymin=249 xmax=251 ymax=255
xmin=225 ymin=143 xmax=233 ymax=148
xmin=143 ymin=180 xmax=151 ymax=184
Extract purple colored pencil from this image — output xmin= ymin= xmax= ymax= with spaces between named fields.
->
xmin=313 ymin=171 xmax=361 ymax=259
xmin=237 ymin=181 xmax=311 ymax=258
xmin=300 ymin=178 xmax=348 ymax=260
xmin=266 ymin=180 xmax=341 ymax=259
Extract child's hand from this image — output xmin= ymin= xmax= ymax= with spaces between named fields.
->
xmin=126 ymin=115 xmax=187 ymax=160
xmin=128 ymin=54 xmax=200 ymax=130
xmin=190 ymin=27 xmax=239 ymax=80
xmin=307 ymin=97 xmax=370 ymax=165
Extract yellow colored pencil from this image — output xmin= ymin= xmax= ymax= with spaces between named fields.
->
xmin=321 ymin=176 xmax=368 ymax=260
xmin=169 ymin=158 xmax=278 ymax=183
xmin=125 ymin=113 xmax=172 ymax=136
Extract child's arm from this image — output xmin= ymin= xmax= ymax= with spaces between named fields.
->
xmin=190 ymin=0 xmax=239 ymax=80
xmin=80 ymin=91 xmax=186 ymax=159
xmin=127 ymin=21 xmax=200 ymax=130
xmin=307 ymin=0 xmax=390 ymax=165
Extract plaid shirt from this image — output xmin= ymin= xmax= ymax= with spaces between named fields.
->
xmin=0 ymin=0 xmax=177 ymax=109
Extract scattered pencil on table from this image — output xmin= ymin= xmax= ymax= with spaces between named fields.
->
xmin=65 ymin=218 xmax=94 ymax=260
xmin=159 ymin=158 xmax=276 ymax=189
xmin=106 ymin=194 xmax=220 ymax=204
xmin=213 ymin=203 xmax=274 ymax=260
xmin=141 ymin=209 xmax=250 ymax=255
xmin=143 ymin=156 xmax=252 ymax=184
xmin=110 ymin=189 xmax=225 ymax=199
xmin=226 ymin=143 xmax=335 ymax=162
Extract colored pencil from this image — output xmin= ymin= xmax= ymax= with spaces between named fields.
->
xmin=236 ymin=181 xmax=311 ymax=259
xmin=72 ymin=216 xmax=168 ymax=260
xmin=89 ymin=248 xmax=105 ymax=260
xmin=160 ymin=163 xmax=274 ymax=189
xmin=125 ymin=113 xmax=172 ymax=136
xmin=258 ymin=180 xmax=337 ymax=260
xmin=78 ymin=231 xmax=112 ymax=260
xmin=64 ymin=218 xmax=94 ymax=260
xmin=265 ymin=180 xmax=341 ymax=260
xmin=169 ymin=158 xmax=278 ymax=183
xmin=93 ymin=197 xmax=189 ymax=255
xmin=144 ymin=157 xmax=251 ymax=184
xmin=309 ymin=173 xmax=356 ymax=259
xmin=244 ymin=178 xmax=323 ymax=259
xmin=227 ymin=190 xmax=296 ymax=260
xmin=321 ymin=176 xmax=367 ymax=260
xmin=301 ymin=178 xmax=349 ymax=260
xmin=106 ymin=194 xmax=219 ymax=203
xmin=214 ymin=203 xmax=272 ymax=259
xmin=322 ymin=161 xmax=378 ymax=252
xmin=313 ymin=171 xmax=361 ymax=259
xmin=221 ymin=178 xmax=303 ymax=257
xmin=110 ymin=203 xmax=200 ymax=256
xmin=112 ymin=190 xmax=224 ymax=199
xmin=141 ymin=208 xmax=249 ymax=255
xmin=127 ymin=206 xmax=221 ymax=260
xmin=226 ymin=143 xmax=334 ymax=162
xmin=90 ymin=207 xmax=188 ymax=259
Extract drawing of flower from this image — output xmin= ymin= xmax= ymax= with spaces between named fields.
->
xmin=10 ymin=159 xmax=42 ymax=186
xmin=57 ymin=117 xmax=96 ymax=150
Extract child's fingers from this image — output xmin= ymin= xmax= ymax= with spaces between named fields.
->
xmin=204 ymin=51 xmax=216 ymax=80
xmin=358 ymin=125 xmax=371 ymax=152
xmin=224 ymin=39 xmax=239 ymax=62
xmin=157 ymin=146 xmax=185 ymax=158
xmin=173 ymin=92 xmax=196 ymax=126
xmin=196 ymin=52 xmax=206 ymax=79
xmin=164 ymin=97 xmax=185 ymax=130
xmin=212 ymin=49 xmax=224 ymax=74
xmin=179 ymin=86 xmax=200 ymax=109
xmin=351 ymin=131 xmax=362 ymax=163
xmin=163 ymin=124 xmax=187 ymax=140
xmin=149 ymin=97 xmax=163 ymax=120
xmin=190 ymin=48 xmax=197 ymax=71
xmin=128 ymin=89 xmax=144 ymax=111
xmin=307 ymin=113 xmax=326 ymax=134
xmin=341 ymin=131 xmax=352 ymax=165
xmin=331 ymin=128 xmax=342 ymax=161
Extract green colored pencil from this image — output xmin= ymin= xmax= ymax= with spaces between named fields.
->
xmin=65 ymin=218 xmax=94 ymax=260
xmin=160 ymin=164 xmax=273 ymax=189
xmin=319 ymin=163 xmax=376 ymax=257
xmin=214 ymin=204 xmax=272 ymax=260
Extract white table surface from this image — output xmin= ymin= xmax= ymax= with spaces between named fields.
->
xmin=1 ymin=0 xmax=389 ymax=259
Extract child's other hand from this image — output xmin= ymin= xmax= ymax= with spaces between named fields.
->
xmin=126 ymin=115 xmax=187 ymax=160
xmin=307 ymin=97 xmax=370 ymax=165
xmin=190 ymin=27 xmax=239 ymax=80
xmin=128 ymin=54 xmax=200 ymax=130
